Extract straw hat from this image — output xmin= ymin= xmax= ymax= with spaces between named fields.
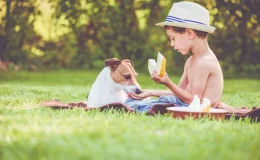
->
xmin=156 ymin=1 xmax=215 ymax=33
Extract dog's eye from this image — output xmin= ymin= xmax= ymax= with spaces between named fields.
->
xmin=123 ymin=75 xmax=131 ymax=80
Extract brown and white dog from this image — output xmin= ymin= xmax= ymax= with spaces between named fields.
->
xmin=87 ymin=58 xmax=142 ymax=108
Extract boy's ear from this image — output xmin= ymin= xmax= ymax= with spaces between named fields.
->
xmin=186 ymin=29 xmax=196 ymax=40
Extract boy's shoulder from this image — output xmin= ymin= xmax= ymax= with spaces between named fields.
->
xmin=185 ymin=53 xmax=219 ymax=70
xmin=185 ymin=56 xmax=193 ymax=65
xmin=199 ymin=54 xmax=222 ymax=76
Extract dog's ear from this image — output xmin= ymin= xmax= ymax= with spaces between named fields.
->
xmin=105 ymin=58 xmax=121 ymax=71
xmin=123 ymin=59 xmax=134 ymax=67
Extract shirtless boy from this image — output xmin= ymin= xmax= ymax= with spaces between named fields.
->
xmin=128 ymin=1 xmax=249 ymax=114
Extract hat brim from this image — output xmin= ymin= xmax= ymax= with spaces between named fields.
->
xmin=155 ymin=21 xmax=215 ymax=33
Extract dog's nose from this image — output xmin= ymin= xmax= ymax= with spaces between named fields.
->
xmin=135 ymin=88 xmax=142 ymax=94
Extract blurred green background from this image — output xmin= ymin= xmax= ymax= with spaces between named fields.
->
xmin=0 ymin=0 xmax=259 ymax=78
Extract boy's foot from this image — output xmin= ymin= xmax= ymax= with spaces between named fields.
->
xmin=225 ymin=107 xmax=260 ymax=122
xmin=227 ymin=107 xmax=250 ymax=114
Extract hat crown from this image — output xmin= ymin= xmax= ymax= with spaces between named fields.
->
xmin=168 ymin=1 xmax=210 ymax=25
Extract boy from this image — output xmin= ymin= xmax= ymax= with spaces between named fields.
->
xmin=127 ymin=1 xmax=249 ymax=114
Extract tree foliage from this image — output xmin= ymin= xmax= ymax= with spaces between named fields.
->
xmin=0 ymin=0 xmax=259 ymax=78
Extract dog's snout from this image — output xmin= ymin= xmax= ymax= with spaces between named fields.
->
xmin=135 ymin=88 xmax=142 ymax=94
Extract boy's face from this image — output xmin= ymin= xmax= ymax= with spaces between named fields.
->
xmin=166 ymin=28 xmax=192 ymax=55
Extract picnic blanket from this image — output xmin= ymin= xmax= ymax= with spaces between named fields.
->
xmin=40 ymin=100 xmax=260 ymax=122
xmin=40 ymin=100 xmax=176 ymax=116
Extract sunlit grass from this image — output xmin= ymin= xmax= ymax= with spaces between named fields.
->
xmin=0 ymin=70 xmax=260 ymax=160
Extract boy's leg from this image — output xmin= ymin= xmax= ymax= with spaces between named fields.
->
xmin=216 ymin=101 xmax=250 ymax=114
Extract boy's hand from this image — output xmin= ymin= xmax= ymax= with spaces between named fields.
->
xmin=151 ymin=71 xmax=171 ymax=85
xmin=128 ymin=89 xmax=151 ymax=100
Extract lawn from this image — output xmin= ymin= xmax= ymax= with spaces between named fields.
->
xmin=0 ymin=70 xmax=260 ymax=160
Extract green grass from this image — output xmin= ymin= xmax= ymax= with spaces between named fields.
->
xmin=0 ymin=71 xmax=260 ymax=160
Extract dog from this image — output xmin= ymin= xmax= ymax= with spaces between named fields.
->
xmin=87 ymin=58 xmax=142 ymax=108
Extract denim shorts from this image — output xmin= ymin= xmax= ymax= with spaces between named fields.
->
xmin=124 ymin=95 xmax=188 ymax=113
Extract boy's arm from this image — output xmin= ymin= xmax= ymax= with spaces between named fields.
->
xmin=178 ymin=58 xmax=189 ymax=89
xmin=128 ymin=89 xmax=173 ymax=100
xmin=178 ymin=71 xmax=188 ymax=89
xmin=190 ymin=62 xmax=211 ymax=98
xmin=164 ymin=81 xmax=193 ymax=104
xmin=165 ymin=62 xmax=210 ymax=104
xmin=149 ymin=89 xmax=173 ymax=97
xmin=148 ymin=60 xmax=190 ymax=97
xmin=151 ymin=58 xmax=190 ymax=96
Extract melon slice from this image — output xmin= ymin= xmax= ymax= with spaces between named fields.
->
xmin=148 ymin=52 xmax=166 ymax=78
